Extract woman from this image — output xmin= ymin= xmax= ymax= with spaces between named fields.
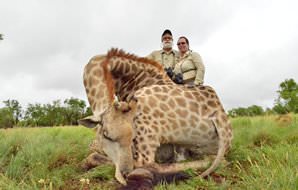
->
xmin=173 ymin=36 xmax=205 ymax=86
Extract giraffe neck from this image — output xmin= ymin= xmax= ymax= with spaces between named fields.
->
xmin=108 ymin=56 xmax=173 ymax=101
xmin=83 ymin=49 xmax=174 ymax=117
xmin=84 ymin=55 xmax=110 ymax=117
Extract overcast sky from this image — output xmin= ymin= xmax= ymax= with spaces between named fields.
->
xmin=1 ymin=0 xmax=297 ymax=110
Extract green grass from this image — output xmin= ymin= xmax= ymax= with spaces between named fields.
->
xmin=0 ymin=115 xmax=298 ymax=190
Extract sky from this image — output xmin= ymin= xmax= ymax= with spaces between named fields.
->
xmin=1 ymin=0 xmax=298 ymax=111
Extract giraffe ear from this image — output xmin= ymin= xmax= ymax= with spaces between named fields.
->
xmin=78 ymin=115 xmax=102 ymax=128
xmin=125 ymin=99 xmax=138 ymax=119
xmin=114 ymin=101 xmax=130 ymax=112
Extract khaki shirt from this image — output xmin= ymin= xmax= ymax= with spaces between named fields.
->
xmin=147 ymin=49 xmax=179 ymax=69
xmin=173 ymin=50 xmax=205 ymax=85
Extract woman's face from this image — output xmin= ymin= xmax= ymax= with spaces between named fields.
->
xmin=177 ymin=38 xmax=189 ymax=54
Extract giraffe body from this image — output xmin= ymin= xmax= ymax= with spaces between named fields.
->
xmin=95 ymin=84 xmax=232 ymax=184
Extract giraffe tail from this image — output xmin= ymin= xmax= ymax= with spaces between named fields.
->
xmin=199 ymin=117 xmax=228 ymax=177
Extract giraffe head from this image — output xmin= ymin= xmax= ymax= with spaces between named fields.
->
xmin=79 ymin=100 xmax=137 ymax=185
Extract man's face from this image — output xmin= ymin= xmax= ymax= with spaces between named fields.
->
xmin=162 ymin=34 xmax=173 ymax=49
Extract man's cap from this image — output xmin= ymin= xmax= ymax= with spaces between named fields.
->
xmin=162 ymin=29 xmax=172 ymax=37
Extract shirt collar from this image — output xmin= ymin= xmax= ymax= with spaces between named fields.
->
xmin=161 ymin=49 xmax=175 ymax=54
xmin=180 ymin=50 xmax=191 ymax=58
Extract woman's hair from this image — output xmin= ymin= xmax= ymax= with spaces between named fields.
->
xmin=178 ymin=36 xmax=189 ymax=45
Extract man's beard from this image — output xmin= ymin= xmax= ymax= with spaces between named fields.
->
xmin=163 ymin=41 xmax=173 ymax=49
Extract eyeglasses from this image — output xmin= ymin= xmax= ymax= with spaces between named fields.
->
xmin=162 ymin=37 xmax=173 ymax=41
xmin=177 ymin=42 xmax=186 ymax=45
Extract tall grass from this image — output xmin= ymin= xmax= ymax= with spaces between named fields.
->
xmin=0 ymin=115 xmax=297 ymax=189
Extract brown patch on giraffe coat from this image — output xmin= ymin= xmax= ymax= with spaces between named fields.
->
xmin=195 ymin=95 xmax=204 ymax=102
xmin=184 ymin=91 xmax=194 ymax=99
xmin=83 ymin=79 xmax=87 ymax=87
xmin=179 ymin=120 xmax=187 ymax=127
xmin=189 ymin=101 xmax=199 ymax=112
xmin=176 ymin=109 xmax=188 ymax=118
xmin=160 ymin=136 xmax=166 ymax=144
xmin=174 ymin=131 xmax=181 ymax=136
xmin=168 ymin=99 xmax=176 ymax=108
xmin=141 ymin=144 xmax=147 ymax=150
xmin=92 ymin=77 xmax=99 ymax=86
xmin=200 ymin=104 xmax=209 ymax=116
xmin=131 ymin=64 xmax=137 ymax=71
xmin=92 ymin=102 xmax=97 ymax=111
xmin=192 ymin=130 xmax=201 ymax=137
xmin=169 ymin=119 xmax=179 ymax=130
xmin=182 ymin=128 xmax=190 ymax=135
xmin=164 ymin=124 xmax=170 ymax=131
xmin=153 ymin=109 xmax=164 ymax=118
xmin=168 ymin=135 xmax=174 ymax=142
xmin=170 ymin=89 xmax=180 ymax=96
xmin=202 ymin=134 xmax=209 ymax=139
xmin=144 ymin=89 xmax=152 ymax=95
xmin=160 ymin=120 xmax=166 ymax=125
xmin=92 ymin=68 xmax=102 ymax=76
xmin=152 ymin=86 xmax=162 ymax=92
xmin=221 ymin=114 xmax=228 ymax=123
xmin=91 ymin=55 xmax=105 ymax=62
xmin=147 ymin=96 xmax=157 ymax=107
xmin=143 ymin=105 xmax=150 ymax=114
xmin=155 ymin=94 xmax=168 ymax=101
xmin=161 ymin=86 xmax=169 ymax=93
xmin=88 ymin=77 xmax=93 ymax=87
xmin=175 ymin=97 xmax=187 ymax=107
xmin=160 ymin=102 xmax=170 ymax=112
xmin=167 ymin=112 xmax=176 ymax=118
xmin=151 ymin=125 xmax=159 ymax=133
xmin=201 ymin=91 xmax=210 ymax=98
xmin=124 ymin=65 xmax=130 ymax=73
xmin=200 ymin=122 xmax=209 ymax=132
xmin=199 ymin=86 xmax=206 ymax=90
xmin=85 ymin=62 xmax=97 ymax=74
xmin=190 ymin=119 xmax=197 ymax=128
xmin=91 ymin=88 xmax=96 ymax=97
xmin=207 ymin=100 xmax=217 ymax=108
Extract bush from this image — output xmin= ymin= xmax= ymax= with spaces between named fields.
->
xmin=0 ymin=108 xmax=14 ymax=128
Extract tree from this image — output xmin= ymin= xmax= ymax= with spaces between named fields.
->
xmin=247 ymin=105 xmax=264 ymax=116
xmin=0 ymin=34 xmax=3 ymax=40
xmin=3 ymin=99 xmax=22 ymax=126
xmin=274 ymin=78 xmax=298 ymax=113
xmin=0 ymin=108 xmax=14 ymax=128
xmin=64 ymin=98 xmax=86 ymax=125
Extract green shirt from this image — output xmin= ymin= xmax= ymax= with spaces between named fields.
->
xmin=173 ymin=50 xmax=205 ymax=85
xmin=147 ymin=49 xmax=179 ymax=69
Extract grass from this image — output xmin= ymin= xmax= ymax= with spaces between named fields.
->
xmin=0 ymin=115 xmax=297 ymax=190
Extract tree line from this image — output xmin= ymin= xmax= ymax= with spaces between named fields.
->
xmin=0 ymin=78 xmax=297 ymax=128
xmin=228 ymin=78 xmax=298 ymax=117
xmin=0 ymin=98 xmax=92 ymax=128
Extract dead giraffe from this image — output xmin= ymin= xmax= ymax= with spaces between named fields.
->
xmin=80 ymin=49 xmax=233 ymax=185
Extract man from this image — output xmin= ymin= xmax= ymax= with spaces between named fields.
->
xmin=147 ymin=29 xmax=179 ymax=163
xmin=147 ymin=29 xmax=178 ymax=71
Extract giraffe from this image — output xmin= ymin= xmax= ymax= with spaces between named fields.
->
xmin=81 ymin=83 xmax=233 ymax=185
xmin=79 ymin=48 xmax=175 ymax=168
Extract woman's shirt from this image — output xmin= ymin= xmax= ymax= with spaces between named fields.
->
xmin=173 ymin=50 xmax=205 ymax=85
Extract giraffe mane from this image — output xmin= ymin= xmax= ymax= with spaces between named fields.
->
xmin=101 ymin=48 xmax=165 ymax=103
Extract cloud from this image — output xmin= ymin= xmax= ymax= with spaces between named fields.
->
xmin=1 ymin=0 xmax=298 ymax=110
